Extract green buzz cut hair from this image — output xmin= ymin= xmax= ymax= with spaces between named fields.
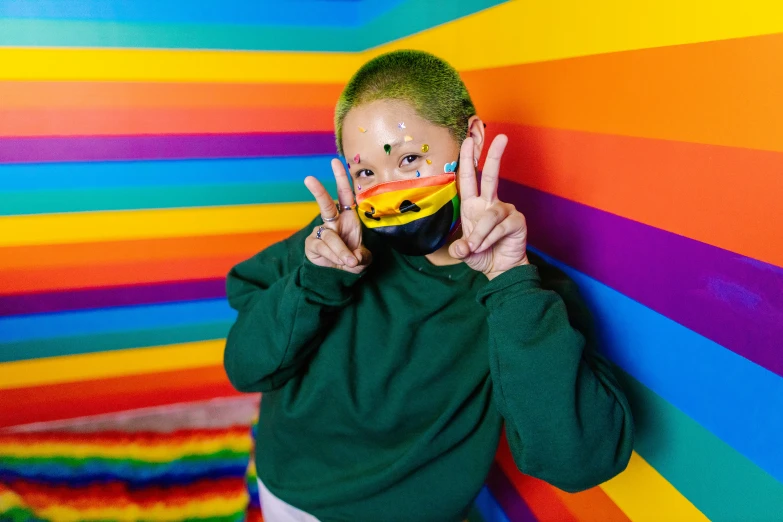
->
xmin=334 ymin=49 xmax=476 ymax=156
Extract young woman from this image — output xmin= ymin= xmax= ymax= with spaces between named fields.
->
xmin=224 ymin=50 xmax=634 ymax=522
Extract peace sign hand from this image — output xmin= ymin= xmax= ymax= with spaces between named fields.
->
xmin=304 ymin=159 xmax=372 ymax=274
xmin=448 ymin=135 xmax=529 ymax=280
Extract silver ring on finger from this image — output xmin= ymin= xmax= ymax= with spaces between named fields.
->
xmin=321 ymin=214 xmax=339 ymax=223
xmin=339 ymin=204 xmax=355 ymax=212
xmin=316 ymin=226 xmax=325 ymax=240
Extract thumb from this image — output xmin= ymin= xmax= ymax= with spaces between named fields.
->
xmin=354 ymin=245 xmax=373 ymax=267
xmin=449 ymin=239 xmax=470 ymax=259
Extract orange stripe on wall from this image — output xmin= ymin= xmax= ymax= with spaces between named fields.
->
xmin=0 ymin=106 xmax=334 ymax=136
xmin=551 ymin=484 xmax=632 ymax=522
xmin=494 ymin=432 xmax=630 ymax=521
xmin=0 ymin=231 xmax=293 ymax=271
xmin=0 ymin=81 xmax=344 ymax=109
xmin=1 ymin=256 xmax=241 ymax=294
xmin=465 ymin=32 xmax=783 ymax=153
xmin=0 ymin=365 xmax=239 ymax=428
xmin=491 ymin=123 xmax=783 ymax=268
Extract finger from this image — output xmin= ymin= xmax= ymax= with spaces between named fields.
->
xmin=457 ymin=137 xmax=478 ymax=199
xmin=476 ymin=212 xmax=524 ymax=253
xmin=304 ymin=176 xmax=339 ymax=221
xmin=320 ymin=227 xmax=358 ymax=267
xmin=306 ymin=235 xmax=342 ymax=266
xmin=480 ymin=134 xmax=508 ymax=203
xmin=331 ymin=158 xmax=355 ymax=209
xmin=448 ymin=238 xmax=471 ymax=260
xmin=466 ymin=204 xmax=510 ymax=251
xmin=354 ymin=245 xmax=373 ymax=267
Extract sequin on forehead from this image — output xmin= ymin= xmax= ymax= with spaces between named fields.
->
xmin=404 ymin=135 xmax=413 ymax=142
xmin=359 ymin=126 xmax=366 ymax=133
xmin=421 ymin=144 xmax=429 ymax=153
xmin=384 ymin=144 xmax=391 ymax=155
xmin=398 ymin=122 xmax=406 ymax=129
xmin=353 ymin=154 xmax=360 ymax=163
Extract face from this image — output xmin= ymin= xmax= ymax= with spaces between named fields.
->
xmin=341 ymin=100 xmax=461 ymax=192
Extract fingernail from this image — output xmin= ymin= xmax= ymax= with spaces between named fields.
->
xmin=455 ymin=244 xmax=465 ymax=257
xmin=468 ymin=242 xmax=475 ymax=251
xmin=345 ymin=256 xmax=357 ymax=267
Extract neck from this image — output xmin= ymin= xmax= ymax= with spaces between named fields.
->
xmin=425 ymin=235 xmax=462 ymax=266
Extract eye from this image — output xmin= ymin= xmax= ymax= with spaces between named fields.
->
xmin=400 ymin=154 xmax=419 ymax=166
xmin=355 ymin=169 xmax=374 ymax=178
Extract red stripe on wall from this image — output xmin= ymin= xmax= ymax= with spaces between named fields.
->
xmin=0 ymin=365 xmax=241 ymax=428
xmin=494 ymin=432 xmax=579 ymax=521
xmin=0 ymin=256 xmax=245 ymax=294
xmin=0 ymin=231 xmax=293 ymax=271
xmin=488 ymin=123 xmax=783 ymax=268
xmin=0 ymin=107 xmax=334 ymax=137
xmin=0 ymin=82 xmax=344 ymax=110
xmin=0 ymin=231 xmax=295 ymax=295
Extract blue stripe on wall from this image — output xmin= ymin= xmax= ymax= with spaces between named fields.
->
xmin=474 ymin=486 xmax=511 ymax=522
xmin=0 ymin=299 xmax=235 ymax=344
xmin=0 ymin=0 xmax=372 ymax=27
xmin=529 ymin=247 xmax=783 ymax=486
xmin=0 ymin=157 xmax=337 ymax=190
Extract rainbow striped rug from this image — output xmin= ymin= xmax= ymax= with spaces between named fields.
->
xmin=0 ymin=397 xmax=259 ymax=522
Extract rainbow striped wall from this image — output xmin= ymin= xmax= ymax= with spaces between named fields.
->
xmin=1 ymin=1 xmax=782 ymax=520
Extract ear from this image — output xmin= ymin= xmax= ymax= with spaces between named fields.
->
xmin=466 ymin=116 xmax=486 ymax=165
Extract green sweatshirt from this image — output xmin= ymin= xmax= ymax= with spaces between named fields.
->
xmin=224 ymin=217 xmax=633 ymax=522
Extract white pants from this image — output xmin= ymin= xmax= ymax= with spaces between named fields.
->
xmin=258 ymin=478 xmax=321 ymax=522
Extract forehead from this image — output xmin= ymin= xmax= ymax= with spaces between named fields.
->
xmin=342 ymin=100 xmax=453 ymax=152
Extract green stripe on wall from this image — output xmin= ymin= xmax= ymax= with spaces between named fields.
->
xmin=0 ymin=182 xmax=338 ymax=216
xmin=618 ymin=369 xmax=783 ymax=522
xmin=0 ymin=322 xmax=232 ymax=363
xmin=0 ymin=1 xmax=507 ymax=52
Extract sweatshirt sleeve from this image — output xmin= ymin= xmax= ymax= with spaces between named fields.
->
xmin=476 ymin=257 xmax=634 ymax=492
xmin=223 ymin=218 xmax=365 ymax=393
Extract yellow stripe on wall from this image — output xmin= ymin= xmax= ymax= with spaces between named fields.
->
xmin=600 ymin=452 xmax=711 ymax=522
xmin=0 ymin=202 xmax=319 ymax=247
xmin=0 ymin=1 xmax=781 ymax=83
xmin=371 ymin=0 xmax=783 ymax=72
xmin=0 ymin=48 xmax=361 ymax=84
xmin=0 ymin=340 xmax=225 ymax=390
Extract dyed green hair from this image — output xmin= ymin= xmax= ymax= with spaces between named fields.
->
xmin=335 ymin=49 xmax=476 ymax=156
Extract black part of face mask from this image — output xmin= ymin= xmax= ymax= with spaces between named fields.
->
xmin=370 ymin=199 xmax=458 ymax=256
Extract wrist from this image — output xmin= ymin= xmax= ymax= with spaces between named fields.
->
xmin=485 ymin=254 xmax=530 ymax=281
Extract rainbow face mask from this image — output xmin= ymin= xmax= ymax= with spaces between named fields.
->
xmin=356 ymin=173 xmax=461 ymax=256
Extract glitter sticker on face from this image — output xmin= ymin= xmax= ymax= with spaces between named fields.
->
xmin=354 ymin=154 xmax=360 ymax=163
xmin=421 ymin=144 xmax=429 ymax=153
xmin=398 ymin=122 xmax=406 ymax=129
xmin=359 ymin=127 xmax=366 ymax=133
xmin=426 ymin=159 xmax=432 ymax=165
xmin=444 ymin=161 xmax=458 ymax=173
xmin=404 ymin=135 xmax=413 ymax=142
xmin=384 ymin=144 xmax=391 ymax=155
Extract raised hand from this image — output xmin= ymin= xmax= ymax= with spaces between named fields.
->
xmin=448 ymin=135 xmax=529 ymax=280
xmin=304 ymin=159 xmax=372 ymax=274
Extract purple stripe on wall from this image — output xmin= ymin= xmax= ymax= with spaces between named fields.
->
xmin=0 ymin=279 xmax=226 ymax=316
xmin=485 ymin=462 xmax=537 ymax=522
xmin=500 ymin=179 xmax=783 ymax=377
xmin=0 ymin=132 xmax=337 ymax=164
